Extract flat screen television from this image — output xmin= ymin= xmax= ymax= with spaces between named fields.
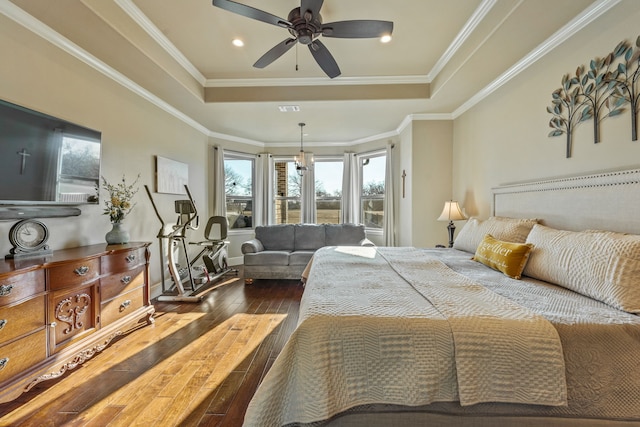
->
xmin=0 ymin=99 xmax=101 ymax=207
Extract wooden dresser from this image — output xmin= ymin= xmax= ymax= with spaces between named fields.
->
xmin=0 ymin=242 xmax=155 ymax=404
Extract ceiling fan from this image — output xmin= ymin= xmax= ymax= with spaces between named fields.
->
xmin=212 ymin=0 xmax=394 ymax=78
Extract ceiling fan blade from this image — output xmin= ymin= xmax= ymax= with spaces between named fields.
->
xmin=300 ymin=0 xmax=323 ymax=19
xmin=212 ymin=0 xmax=290 ymax=28
xmin=322 ymin=20 xmax=393 ymax=38
xmin=254 ymin=38 xmax=298 ymax=69
xmin=308 ymin=40 xmax=341 ymax=79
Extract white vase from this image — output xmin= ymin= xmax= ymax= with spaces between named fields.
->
xmin=105 ymin=222 xmax=130 ymax=245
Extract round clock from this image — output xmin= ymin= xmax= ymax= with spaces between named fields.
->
xmin=9 ymin=219 xmax=50 ymax=252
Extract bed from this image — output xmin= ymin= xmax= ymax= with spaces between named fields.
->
xmin=243 ymin=168 xmax=640 ymax=427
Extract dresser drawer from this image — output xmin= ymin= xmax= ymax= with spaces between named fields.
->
xmin=0 ymin=270 xmax=45 ymax=307
xmin=101 ymin=287 xmax=144 ymax=327
xmin=101 ymin=248 xmax=145 ymax=275
xmin=0 ymin=296 xmax=45 ymax=346
xmin=0 ymin=329 xmax=47 ymax=385
xmin=50 ymin=285 xmax=97 ymax=352
xmin=100 ymin=265 xmax=145 ymax=302
xmin=48 ymin=258 xmax=100 ymax=291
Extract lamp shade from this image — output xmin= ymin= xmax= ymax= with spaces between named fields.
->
xmin=437 ymin=201 xmax=467 ymax=221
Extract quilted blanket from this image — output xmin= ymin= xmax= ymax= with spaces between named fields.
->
xmin=243 ymin=246 xmax=567 ymax=427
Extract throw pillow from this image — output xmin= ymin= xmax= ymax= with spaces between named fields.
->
xmin=453 ymin=216 xmax=538 ymax=253
xmin=524 ymin=224 xmax=640 ymax=313
xmin=473 ymin=234 xmax=534 ymax=279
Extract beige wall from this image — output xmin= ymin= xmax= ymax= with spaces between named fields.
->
xmin=398 ymin=123 xmax=413 ymax=246
xmin=453 ymin=1 xmax=640 ymax=221
xmin=408 ymin=120 xmax=453 ymax=247
xmin=0 ymin=14 xmax=210 ymax=296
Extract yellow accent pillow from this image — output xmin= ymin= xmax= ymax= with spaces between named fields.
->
xmin=473 ymin=234 xmax=534 ymax=279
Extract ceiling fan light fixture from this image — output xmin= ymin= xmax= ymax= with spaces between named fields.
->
xmin=232 ymin=38 xmax=244 ymax=47
xmin=380 ymin=34 xmax=392 ymax=43
xmin=212 ymin=0 xmax=393 ymax=78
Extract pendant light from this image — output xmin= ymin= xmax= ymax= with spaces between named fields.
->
xmin=295 ymin=122 xmax=308 ymax=176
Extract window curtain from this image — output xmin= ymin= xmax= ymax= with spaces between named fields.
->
xmin=253 ymin=153 xmax=272 ymax=226
xmin=301 ymin=152 xmax=316 ymax=224
xmin=212 ymin=146 xmax=226 ymax=218
xmin=383 ymin=143 xmax=396 ymax=246
xmin=341 ymin=152 xmax=360 ymax=224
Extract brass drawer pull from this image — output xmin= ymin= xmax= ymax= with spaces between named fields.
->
xmin=121 ymin=275 xmax=132 ymax=285
xmin=0 ymin=284 xmax=13 ymax=297
xmin=0 ymin=319 xmax=6 ymax=331
xmin=119 ymin=300 xmax=132 ymax=312
xmin=125 ymin=254 xmax=136 ymax=263
xmin=0 ymin=357 xmax=8 ymax=371
xmin=74 ymin=266 xmax=90 ymax=276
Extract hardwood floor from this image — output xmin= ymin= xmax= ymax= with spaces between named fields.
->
xmin=0 ymin=272 xmax=304 ymax=427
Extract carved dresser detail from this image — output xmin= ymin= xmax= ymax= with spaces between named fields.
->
xmin=0 ymin=242 xmax=154 ymax=403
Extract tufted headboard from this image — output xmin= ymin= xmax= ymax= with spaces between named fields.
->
xmin=492 ymin=168 xmax=640 ymax=234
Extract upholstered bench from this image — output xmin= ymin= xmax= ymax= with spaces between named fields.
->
xmin=241 ymin=223 xmax=373 ymax=283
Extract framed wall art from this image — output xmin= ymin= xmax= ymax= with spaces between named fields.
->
xmin=156 ymin=156 xmax=188 ymax=194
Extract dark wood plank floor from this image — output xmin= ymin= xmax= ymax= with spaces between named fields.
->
xmin=0 ymin=272 xmax=304 ymax=427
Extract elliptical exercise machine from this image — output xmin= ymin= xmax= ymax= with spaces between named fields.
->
xmin=145 ymin=184 xmax=235 ymax=302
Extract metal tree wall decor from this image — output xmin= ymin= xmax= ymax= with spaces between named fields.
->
xmin=611 ymin=36 xmax=640 ymax=141
xmin=548 ymin=75 xmax=591 ymax=158
xmin=548 ymin=35 xmax=640 ymax=158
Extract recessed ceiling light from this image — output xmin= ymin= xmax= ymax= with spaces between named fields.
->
xmin=380 ymin=35 xmax=392 ymax=43
xmin=232 ymin=38 xmax=244 ymax=47
xmin=278 ymin=105 xmax=300 ymax=112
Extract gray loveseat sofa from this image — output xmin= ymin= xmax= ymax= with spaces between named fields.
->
xmin=241 ymin=223 xmax=372 ymax=283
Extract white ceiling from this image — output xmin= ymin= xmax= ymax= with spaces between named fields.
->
xmin=5 ymin=0 xmax=611 ymax=145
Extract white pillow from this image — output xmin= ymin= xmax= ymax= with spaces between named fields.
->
xmin=524 ymin=224 xmax=640 ymax=313
xmin=453 ymin=216 xmax=538 ymax=254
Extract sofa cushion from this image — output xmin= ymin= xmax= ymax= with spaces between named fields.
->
xmin=256 ymin=224 xmax=295 ymax=251
xmin=289 ymin=251 xmax=315 ymax=266
xmin=294 ymin=224 xmax=326 ymax=251
xmin=244 ymin=251 xmax=290 ymax=266
xmin=241 ymin=238 xmax=264 ymax=254
xmin=325 ymin=223 xmax=365 ymax=246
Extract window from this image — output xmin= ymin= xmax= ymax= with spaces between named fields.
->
xmin=314 ymin=158 xmax=343 ymax=224
xmin=224 ymin=153 xmax=254 ymax=229
xmin=269 ymin=153 xmax=382 ymax=228
xmin=360 ymin=152 xmax=386 ymax=229
xmin=273 ymin=160 xmax=301 ymax=224
xmin=58 ymin=135 xmax=101 ymax=200
xmin=60 ymin=136 xmax=100 ymax=180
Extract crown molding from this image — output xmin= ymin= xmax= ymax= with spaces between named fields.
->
xmin=114 ymin=0 xmax=429 ymax=90
xmin=0 ymin=0 xmax=210 ymax=136
xmin=452 ymin=0 xmax=621 ymax=119
xmin=396 ymin=113 xmax=454 ymax=135
xmin=426 ymin=0 xmax=497 ymax=81
xmin=267 ymin=140 xmax=353 ymax=148
xmin=208 ymin=130 xmax=265 ymax=147
xmin=114 ymin=0 xmax=207 ymax=86
xmin=206 ymin=75 xmax=430 ymax=88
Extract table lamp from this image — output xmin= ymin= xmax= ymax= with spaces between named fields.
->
xmin=437 ymin=201 xmax=467 ymax=248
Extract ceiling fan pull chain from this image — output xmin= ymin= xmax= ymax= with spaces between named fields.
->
xmin=296 ymin=43 xmax=299 ymax=71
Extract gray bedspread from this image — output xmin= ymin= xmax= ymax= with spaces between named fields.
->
xmin=243 ymin=247 xmax=640 ymax=426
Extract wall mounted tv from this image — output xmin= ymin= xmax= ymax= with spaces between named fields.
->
xmin=0 ymin=99 xmax=101 ymax=207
